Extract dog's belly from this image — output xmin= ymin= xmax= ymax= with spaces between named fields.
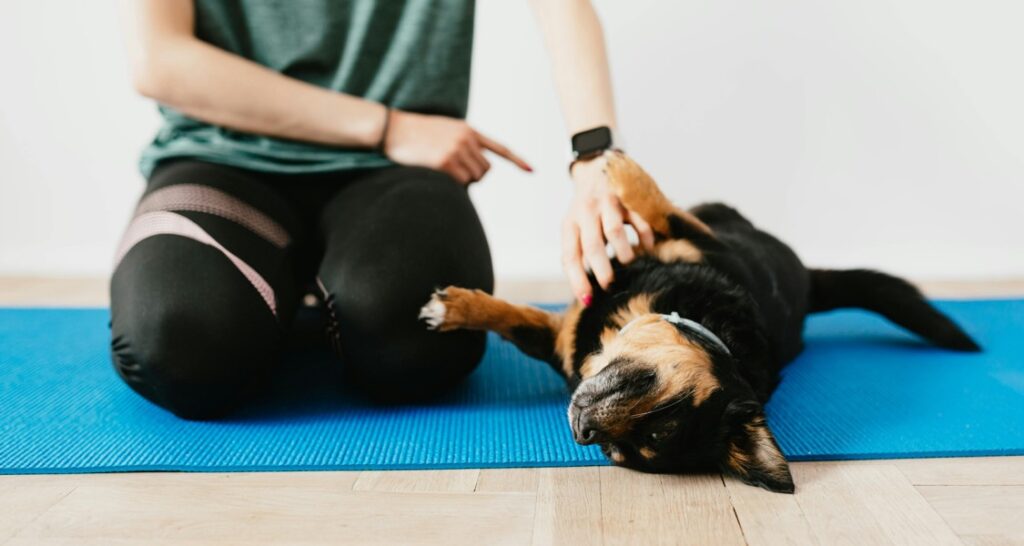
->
xmin=696 ymin=203 xmax=810 ymax=364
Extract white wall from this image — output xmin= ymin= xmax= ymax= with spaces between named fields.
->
xmin=2 ymin=0 xmax=1022 ymax=281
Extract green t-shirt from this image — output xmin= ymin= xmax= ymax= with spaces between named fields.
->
xmin=140 ymin=0 xmax=475 ymax=177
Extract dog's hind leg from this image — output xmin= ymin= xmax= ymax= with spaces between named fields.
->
xmin=603 ymin=151 xmax=713 ymax=240
xmin=419 ymin=286 xmax=578 ymax=379
xmin=809 ymin=269 xmax=981 ymax=352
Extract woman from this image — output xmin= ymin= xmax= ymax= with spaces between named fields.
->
xmin=112 ymin=0 xmax=655 ymax=419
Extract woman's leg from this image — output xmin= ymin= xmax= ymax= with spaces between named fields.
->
xmin=315 ymin=166 xmax=494 ymax=402
xmin=109 ymin=160 xmax=305 ymax=420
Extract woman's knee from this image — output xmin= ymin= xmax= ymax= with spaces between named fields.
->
xmin=110 ymin=301 xmax=280 ymax=420
xmin=316 ymin=166 xmax=499 ymax=401
xmin=109 ymin=239 xmax=282 ymax=420
xmin=320 ymin=274 xmax=489 ymax=403
xmin=321 ymin=167 xmax=495 ymax=291
xmin=341 ymin=321 xmax=488 ymax=403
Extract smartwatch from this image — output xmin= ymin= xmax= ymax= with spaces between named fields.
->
xmin=571 ymin=126 xmax=616 ymax=160
xmin=570 ymin=126 xmax=621 ymax=174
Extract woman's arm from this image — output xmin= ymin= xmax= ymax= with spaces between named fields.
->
xmin=529 ymin=0 xmax=654 ymax=304
xmin=529 ymin=0 xmax=616 ymax=136
xmin=121 ymin=0 xmax=385 ymax=148
xmin=120 ymin=0 xmax=530 ymax=183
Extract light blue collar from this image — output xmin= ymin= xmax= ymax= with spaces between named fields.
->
xmin=618 ymin=311 xmax=732 ymax=356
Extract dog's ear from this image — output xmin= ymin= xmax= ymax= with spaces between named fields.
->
xmin=719 ymin=399 xmax=794 ymax=494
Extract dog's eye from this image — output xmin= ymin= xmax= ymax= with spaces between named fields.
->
xmin=646 ymin=421 xmax=678 ymax=444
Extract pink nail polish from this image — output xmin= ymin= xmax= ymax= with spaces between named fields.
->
xmin=581 ymin=294 xmax=593 ymax=307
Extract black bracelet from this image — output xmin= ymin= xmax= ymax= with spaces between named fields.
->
xmin=376 ymin=106 xmax=392 ymax=155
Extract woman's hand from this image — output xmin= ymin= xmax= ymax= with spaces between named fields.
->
xmin=383 ymin=110 xmax=532 ymax=184
xmin=563 ymin=155 xmax=656 ymax=305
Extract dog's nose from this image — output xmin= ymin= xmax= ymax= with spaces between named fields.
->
xmin=573 ymin=412 xmax=605 ymax=445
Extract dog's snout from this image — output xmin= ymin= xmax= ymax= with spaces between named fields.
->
xmin=572 ymin=373 xmax=620 ymax=407
xmin=573 ymin=388 xmax=609 ymax=408
xmin=568 ymin=366 xmax=643 ymax=446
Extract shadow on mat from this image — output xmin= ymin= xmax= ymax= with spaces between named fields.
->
xmin=220 ymin=345 xmax=570 ymax=424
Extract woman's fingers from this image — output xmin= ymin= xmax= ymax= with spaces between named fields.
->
xmin=561 ymin=218 xmax=592 ymax=305
xmin=444 ymin=158 xmax=474 ymax=185
xmin=577 ymin=210 xmax=614 ymax=290
xmin=459 ymin=147 xmax=491 ymax=183
xmin=600 ymin=198 xmax=634 ymax=264
xmin=384 ymin=112 xmax=529 ymax=183
xmin=474 ymin=152 xmax=492 ymax=179
xmin=476 ymin=132 xmax=533 ymax=172
xmin=626 ymin=209 xmax=656 ymax=251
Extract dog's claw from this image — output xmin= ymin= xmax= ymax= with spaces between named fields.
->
xmin=419 ymin=291 xmax=448 ymax=330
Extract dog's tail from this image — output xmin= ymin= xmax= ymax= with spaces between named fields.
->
xmin=808 ymin=268 xmax=980 ymax=352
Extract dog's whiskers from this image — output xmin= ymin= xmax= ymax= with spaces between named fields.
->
xmin=628 ymin=396 xmax=685 ymax=420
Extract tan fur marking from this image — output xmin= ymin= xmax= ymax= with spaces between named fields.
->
xmin=654 ymin=239 xmax=703 ymax=263
xmin=639 ymin=447 xmax=657 ymax=460
xmin=580 ymin=314 xmax=721 ymax=431
xmin=579 ymin=354 xmax=601 ymax=385
xmin=727 ymin=442 xmax=751 ymax=471
xmin=580 ymin=293 xmax=656 ymax=378
xmin=603 ymin=151 xmax=712 ymax=237
xmin=746 ymin=417 xmax=788 ymax=472
xmin=727 ymin=416 xmax=789 ymax=481
xmin=598 ymin=327 xmax=618 ymax=347
xmin=555 ymin=302 xmax=583 ymax=378
xmin=608 ymin=293 xmax=656 ymax=329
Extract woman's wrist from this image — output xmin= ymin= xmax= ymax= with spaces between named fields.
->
xmin=376 ymin=105 xmax=393 ymax=155
xmin=321 ymin=95 xmax=395 ymax=150
xmin=569 ymin=153 xmax=608 ymax=183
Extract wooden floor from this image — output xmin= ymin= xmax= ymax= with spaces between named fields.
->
xmin=2 ymin=277 xmax=1023 ymax=545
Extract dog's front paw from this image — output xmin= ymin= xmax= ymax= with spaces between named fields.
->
xmin=419 ymin=289 xmax=449 ymax=330
xmin=419 ymin=286 xmax=476 ymax=332
xmin=603 ymin=150 xmax=653 ymax=203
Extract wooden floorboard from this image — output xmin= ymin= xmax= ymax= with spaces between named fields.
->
xmin=837 ymin=464 xmax=961 ymax=546
xmin=476 ymin=468 xmax=541 ymax=494
xmin=790 ymin=462 xmax=963 ymax=546
xmin=352 ymin=469 xmax=481 ymax=493
xmin=896 ymin=457 xmax=1024 ymax=486
xmin=598 ymin=467 xmax=746 ymax=546
xmin=790 ymin=463 xmax=894 ymax=545
xmin=919 ymin=485 xmax=1024 ymax=546
xmin=6 ymin=482 xmax=536 ymax=545
xmin=0 ymin=482 xmax=77 ymax=544
xmin=725 ymin=473 xmax=819 ymax=546
xmin=531 ymin=467 xmax=602 ymax=545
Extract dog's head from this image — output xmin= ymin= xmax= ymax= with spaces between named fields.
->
xmin=569 ymin=312 xmax=794 ymax=493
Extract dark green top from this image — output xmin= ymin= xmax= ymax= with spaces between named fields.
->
xmin=140 ymin=0 xmax=475 ymax=177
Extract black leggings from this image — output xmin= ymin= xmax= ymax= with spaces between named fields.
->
xmin=109 ymin=159 xmax=494 ymax=420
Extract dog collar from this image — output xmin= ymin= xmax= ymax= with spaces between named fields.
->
xmin=618 ymin=311 xmax=732 ymax=356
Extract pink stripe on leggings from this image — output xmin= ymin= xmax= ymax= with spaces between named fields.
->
xmin=135 ymin=184 xmax=291 ymax=248
xmin=113 ymin=211 xmax=277 ymax=316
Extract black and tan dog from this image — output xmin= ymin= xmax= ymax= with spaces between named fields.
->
xmin=418 ymin=152 xmax=979 ymax=493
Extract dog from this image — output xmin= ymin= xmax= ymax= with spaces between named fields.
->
xmin=418 ymin=151 xmax=980 ymax=493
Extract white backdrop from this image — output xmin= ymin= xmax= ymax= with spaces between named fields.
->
xmin=1 ymin=1 xmax=1022 ymax=281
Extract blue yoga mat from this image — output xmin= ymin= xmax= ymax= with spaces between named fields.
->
xmin=1 ymin=300 xmax=1022 ymax=474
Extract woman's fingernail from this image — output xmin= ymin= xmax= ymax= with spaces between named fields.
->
xmin=581 ymin=294 xmax=593 ymax=307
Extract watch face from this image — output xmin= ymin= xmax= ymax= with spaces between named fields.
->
xmin=572 ymin=126 xmax=613 ymax=157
